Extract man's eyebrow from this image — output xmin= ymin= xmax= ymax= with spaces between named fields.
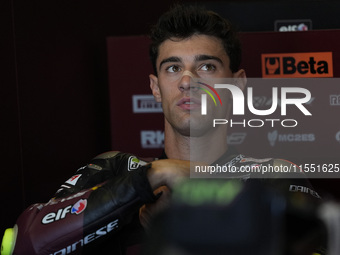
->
xmin=195 ymin=55 xmax=224 ymax=65
xmin=159 ymin=56 xmax=182 ymax=70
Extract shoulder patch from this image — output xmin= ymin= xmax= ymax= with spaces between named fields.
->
xmin=128 ymin=156 xmax=147 ymax=171
xmin=65 ymin=174 xmax=82 ymax=185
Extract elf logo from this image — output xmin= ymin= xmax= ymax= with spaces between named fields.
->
xmin=42 ymin=199 xmax=87 ymax=224
xmin=262 ymin=52 xmax=333 ymax=78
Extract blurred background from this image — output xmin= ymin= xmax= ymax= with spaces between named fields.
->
xmin=1 ymin=0 xmax=340 ymax=234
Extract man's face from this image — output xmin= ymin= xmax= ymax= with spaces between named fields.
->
xmin=150 ymin=34 xmax=244 ymax=137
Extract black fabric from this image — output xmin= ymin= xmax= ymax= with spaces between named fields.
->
xmin=11 ymin=150 xmax=324 ymax=255
xmin=11 ymin=152 xmax=156 ymax=255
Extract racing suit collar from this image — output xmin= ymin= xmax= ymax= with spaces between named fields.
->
xmin=160 ymin=146 xmax=239 ymax=165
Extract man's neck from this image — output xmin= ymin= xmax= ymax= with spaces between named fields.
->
xmin=164 ymin=123 xmax=228 ymax=164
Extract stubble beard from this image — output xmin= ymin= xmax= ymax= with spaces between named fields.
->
xmin=166 ymin=111 xmax=216 ymax=138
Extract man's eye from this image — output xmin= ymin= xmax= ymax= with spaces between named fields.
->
xmin=200 ymin=64 xmax=216 ymax=71
xmin=166 ymin=65 xmax=181 ymax=73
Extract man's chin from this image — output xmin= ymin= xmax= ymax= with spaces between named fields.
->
xmin=173 ymin=123 xmax=210 ymax=138
xmin=186 ymin=122 xmax=214 ymax=138
xmin=170 ymin=114 xmax=215 ymax=137
xmin=175 ymin=128 xmax=210 ymax=138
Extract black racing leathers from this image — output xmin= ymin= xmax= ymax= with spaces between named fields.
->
xmin=9 ymin=151 xmax=322 ymax=255
xmin=11 ymin=151 xmax=157 ymax=255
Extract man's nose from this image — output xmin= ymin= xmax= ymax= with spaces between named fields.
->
xmin=179 ymin=70 xmax=197 ymax=92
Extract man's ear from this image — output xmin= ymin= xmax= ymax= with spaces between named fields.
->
xmin=233 ymin=69 xmax=247 ymax=91
xmin=149 ymin=74 xmax=162 ymax=102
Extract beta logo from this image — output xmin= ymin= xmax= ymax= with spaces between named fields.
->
xmin=262 ymin=52 xmax=333 ymax=78
xmin=42 ymin=199 xmax=87 ymax=224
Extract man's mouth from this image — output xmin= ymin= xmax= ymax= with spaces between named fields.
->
xmin=177 ymin=97 xmax=201 ymax=110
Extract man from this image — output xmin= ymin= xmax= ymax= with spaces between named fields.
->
xmin=1 ymin=5 xmax=324 ymax=255
xmin=148 ymin=5 xmax=245 ymax=162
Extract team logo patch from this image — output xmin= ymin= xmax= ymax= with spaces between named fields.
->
xmin=128 ymin=156 xmax=142 ymax=171
xmin=66 ymin=174 xmax=82 ymax=185
xmin=71 ymin=199 xmax=87 ymax=215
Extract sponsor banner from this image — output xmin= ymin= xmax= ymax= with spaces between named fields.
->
xmin=132 ymin=95 xmax=162 ymax=113
xmin=274 ymin=19 xmax=312 ymax=32
xmin=330 ymin=95 xmax=340 ymax=106
xmin=108 ymin=33 xmax=340 ymax=164
xmin=267 ymin=130 xmax=315 ymax=147
xmin=227 ymin=133 xmax=247 ymax=145
xmin=141 ymin=130 xmax=164 ymax=149
xmin=262 ymin=52 xmax=333 ymax=78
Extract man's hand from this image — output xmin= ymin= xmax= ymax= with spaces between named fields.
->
xmin=139 ymin=185 xmax=171 ymax=229
xmin=139 ymin=159 xmax=191 ymax=229
xmin=146 ymin=159 xmax=191 ymax=190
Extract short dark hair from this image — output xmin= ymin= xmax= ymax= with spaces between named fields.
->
xmin=149 ymin=5 xmax=242 ymax=75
